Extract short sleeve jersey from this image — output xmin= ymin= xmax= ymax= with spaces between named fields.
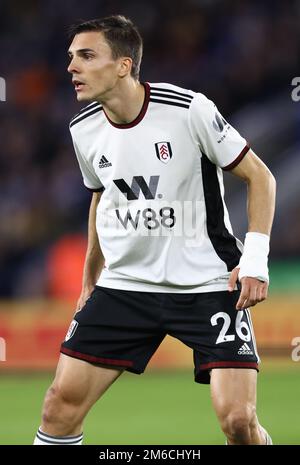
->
xmin=69 ymin=82 xmax=248 ymax=293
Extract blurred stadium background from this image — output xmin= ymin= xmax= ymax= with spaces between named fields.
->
xmin=0 ymin=0 xmax=300 ymax=445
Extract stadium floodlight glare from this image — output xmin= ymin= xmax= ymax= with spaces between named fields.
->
xmin=0 ymin=77 xmax=6 ymax=101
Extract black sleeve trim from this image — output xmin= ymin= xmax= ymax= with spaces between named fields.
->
xmin=85 ymin=186 xmax=105 ymax=193
xmin=222 ymin=144 xmax=250 ymax=171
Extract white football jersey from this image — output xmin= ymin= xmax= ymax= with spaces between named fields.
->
xmin=69 ymin=82 xmax=248 ymax=293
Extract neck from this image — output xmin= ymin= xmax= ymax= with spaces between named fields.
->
xmin=99 ymin=79 xmax=145 ymax=125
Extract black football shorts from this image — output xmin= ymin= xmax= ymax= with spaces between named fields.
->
xmin=61 ymin=286 xmax=259 ymax=384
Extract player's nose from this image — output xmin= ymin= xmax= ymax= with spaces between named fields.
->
xmin=67 ymin=57 xmax=79 ymax=74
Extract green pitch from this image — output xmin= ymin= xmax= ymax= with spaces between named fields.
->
xmin=0 ymin=366 xmax=299 ymax=445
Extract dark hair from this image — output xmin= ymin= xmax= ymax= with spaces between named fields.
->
xmin=68 ymin=15 xmax=143 ymax=80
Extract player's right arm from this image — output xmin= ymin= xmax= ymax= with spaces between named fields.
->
xmin=76 ymin=192 xmax=104 ymax=311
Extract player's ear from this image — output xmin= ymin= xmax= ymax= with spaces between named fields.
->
xmin=118 ymin=57 xmax=132 ymax=78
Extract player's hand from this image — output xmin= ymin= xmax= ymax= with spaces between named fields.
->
xmin=228 ymin=267 xmax=268 ymax=310
xmin=75 ymin=286 xmax=94 ymax=313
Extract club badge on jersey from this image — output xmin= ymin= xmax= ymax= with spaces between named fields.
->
xmin=155 ymin=141 xmax=173 ymax=164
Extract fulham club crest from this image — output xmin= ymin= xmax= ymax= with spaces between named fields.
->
xmin=155 ymin=142 xmax=173 ymax=164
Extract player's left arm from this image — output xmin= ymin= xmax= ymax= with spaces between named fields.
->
xmin=227 ymin=148 xmax=276 ymax=310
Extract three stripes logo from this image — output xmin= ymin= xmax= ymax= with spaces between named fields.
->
xmin=99 ymin=155 xmax=112 ymax=168
xmin=238 ymin=343 xmax=253 ymax=355
xmin=150 ymin=86 xmax=194 ymax=109
xmin=70 ymin=101 xmax=103 ymax=128
xmin=155 ymin=142 xmax=173 ymax=164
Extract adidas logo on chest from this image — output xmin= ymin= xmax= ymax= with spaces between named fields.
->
xmin=99 ymin=155 xmax=112 ymax=168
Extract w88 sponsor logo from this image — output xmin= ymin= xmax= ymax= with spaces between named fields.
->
xmin=100 ymin=175 xmax=205 ymax=242
xmin=116 ymin=206 xmax=175 ymax=230
xmin=113 ymin=175 xmax=176 ymax=230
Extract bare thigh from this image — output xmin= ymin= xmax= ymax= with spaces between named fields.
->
xmin=210 ymin=368 xmax=257 ymax=417
xmin=46 ymin=354 xmax=124 ymax=421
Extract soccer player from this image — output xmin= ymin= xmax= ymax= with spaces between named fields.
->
xmin=34 ymin=16 xmax=276 ymax=445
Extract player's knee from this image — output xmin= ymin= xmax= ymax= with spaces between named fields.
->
xmin=221 ymin=404 xmax=256 ymax=438
xmin=42 ymin=384 xmax=84 ymax=429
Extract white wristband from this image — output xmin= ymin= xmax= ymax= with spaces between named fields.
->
xmin=238 ymin=232 xmax=270 ymax=283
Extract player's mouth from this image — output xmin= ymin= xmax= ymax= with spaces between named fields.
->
xmin=73 ymin=79 xmax=86 ymax=92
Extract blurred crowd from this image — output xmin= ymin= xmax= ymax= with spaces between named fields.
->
xmin=0 ymin=0 xmax=300 ymax=297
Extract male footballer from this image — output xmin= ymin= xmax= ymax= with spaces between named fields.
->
xmin=34 ymin=15 xmax=275 ymax=445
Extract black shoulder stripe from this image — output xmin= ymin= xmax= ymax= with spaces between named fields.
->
xmin=70 ymin=102 xmax=100 ymax=122
xmin=70 ymin=106 xmax=103 ymax=128
xmin=150 ymin=86 xmax=194 ymax=100
xmin=150 ymin=91 xmax=193 ymax=103
xmin=150 ymin=98 xmax=190 ymax=109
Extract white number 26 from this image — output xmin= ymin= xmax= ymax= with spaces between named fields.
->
xmin=210 ymin=311 xmax=251 ymax=344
